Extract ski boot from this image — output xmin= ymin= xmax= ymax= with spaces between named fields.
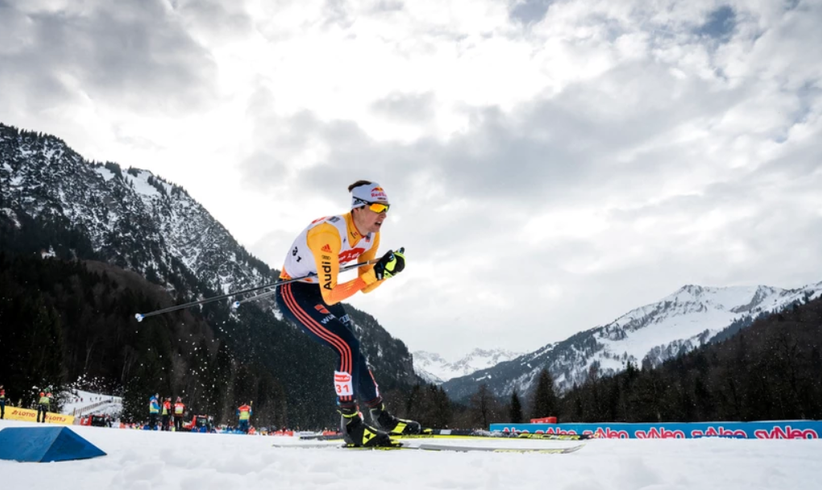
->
xmin=369 ymin=402 xmax=422 ymax=436
xmin=339 ymin=405 xmax=394 ymax=447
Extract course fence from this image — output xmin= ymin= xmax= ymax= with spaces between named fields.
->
xmin=489 ymin=420 xmax=822 ymax=439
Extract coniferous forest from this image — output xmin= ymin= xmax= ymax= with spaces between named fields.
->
xmin=2 ymin=249 xmax=821 ymax=429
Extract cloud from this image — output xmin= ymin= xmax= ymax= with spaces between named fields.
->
xmin=234 ymin=0 xmax=822 ymax=356
xmin=0 ymin=0 xmax=218 ymax=116
xmin=695 ymin=5 xmax=736 ymax=41
xmin=172 ymin=0 xmax=254 ymax=42
xmin=369 ymin=0 xmax=405 ymax=14
xmin=2 ymin=0 xmax=821 ymax=358
xmin=370 ymin=92 xmax=436 ymax=123
xmin=509 ymin=0 xmax=554 ymax=25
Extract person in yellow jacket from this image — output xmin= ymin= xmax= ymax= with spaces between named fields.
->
xmin=236 ymin=403 xmax=252 ymax=434
xmin=36 ymin=391 xmax=50 ymax=423
xmin=274 ymin=181 xmax=420 ymax=448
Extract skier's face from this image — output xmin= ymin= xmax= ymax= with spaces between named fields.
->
xmin=354 ymin=204 xmax=387 ymax=234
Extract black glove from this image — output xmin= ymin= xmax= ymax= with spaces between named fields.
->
xmin=373 ymin=248 xmax=406 ymax=280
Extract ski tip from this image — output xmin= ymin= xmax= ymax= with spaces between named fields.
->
xmin=231 ymin=301 xmax=241 ymax=309
xmin=134 ymin=313 xmax=144 ymax=322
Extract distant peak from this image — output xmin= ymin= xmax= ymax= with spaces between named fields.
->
xmin=678 ymin=284 xmax=705 ymax=295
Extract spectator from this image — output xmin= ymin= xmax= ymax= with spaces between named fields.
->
xmin=148 ymin=394 xmax=160 ymax=430
xmin=0 ymin=385 xmax=5 ymax=419
xmin=37 ymin=391 xmax=50 ymax=423
xmin=237 ymin=402 xmax=253 ymax=434
xmin=173 ymin=397 xmax=185 ymax=432
xmin=162 ymin=397 xmax=172 ymax=431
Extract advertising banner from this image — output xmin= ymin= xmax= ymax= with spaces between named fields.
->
xmin=3 ymin=407 xmax=75 ymax=426
xmin=489 ymin=420 xmax=822 ymax=439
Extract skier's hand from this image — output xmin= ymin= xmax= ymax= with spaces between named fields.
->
xmin=373 ymin=248 xmax=405 ymax=280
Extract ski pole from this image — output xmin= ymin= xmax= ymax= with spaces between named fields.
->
xmin=233 ymin=247 xmax=405 ymax=309
xmin=230 ymin=287 xmax=280 ymax=309
xmin=134 ymin=258 xmax=379 ymax=322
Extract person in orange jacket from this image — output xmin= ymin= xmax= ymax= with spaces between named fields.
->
xmin=161 ymin=397 xmax=172 ymax=431
xmin=173 ymin=397 xmax=185 ymax=432
xmin=237 ymin=403 xmax=252 ymax=434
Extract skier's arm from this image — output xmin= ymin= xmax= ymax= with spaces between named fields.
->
xmin=306 ymin=224 xmax=378 ymax=305
xmin=359 ymin=233 xmax=384 ymax=294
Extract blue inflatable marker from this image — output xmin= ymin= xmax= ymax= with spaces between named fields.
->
xmin=0 ymin=427 xmax=106 ymax=463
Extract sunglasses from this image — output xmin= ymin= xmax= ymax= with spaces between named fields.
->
xmin=366 ymin=202 xmax=390 ymax=214
xmin=356 ymin=198 xmax=390 ymax=214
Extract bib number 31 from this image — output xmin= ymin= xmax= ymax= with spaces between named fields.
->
xmin=334 ymin=371 xmax=354 ymax=395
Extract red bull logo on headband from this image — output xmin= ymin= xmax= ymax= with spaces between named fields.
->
xmin=352 ymin=182 xmax=389 ymax=208
xmin=371 ymin=187 xmax=387 ymax=200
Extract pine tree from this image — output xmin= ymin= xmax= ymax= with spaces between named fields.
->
xmin=530 ymin=368 xmax=559 ymax=420
xmin=509 ymin=390 xmax=523 ymax=423
xmin=469 ymin=383 xmax=502 ymax=429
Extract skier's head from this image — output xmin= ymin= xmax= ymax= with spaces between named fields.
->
xmin=349 ymin=180 xmax=389 ymax=234
xmin=177 ymin=396 xmax=182 ymax=402
xmin=40 ymin=392 xmax=44 ymax=397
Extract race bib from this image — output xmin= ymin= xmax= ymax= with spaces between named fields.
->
xmin=334 ymin=371 xmax=353 ymax=395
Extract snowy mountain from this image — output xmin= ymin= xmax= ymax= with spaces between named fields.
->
xmin=0 ymin=125 xmax=271 ymax=298
xmin=413 ymin=349 xmax=524 ymax=385
xmin=442 ymin=282 xmax=822 ymax=402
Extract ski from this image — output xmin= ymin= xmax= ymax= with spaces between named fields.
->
xmin=301 ymin=429 xmax=593 ymax=442
xmin=406 ymin=429 xmax=593 ymax=441
xmin=274 ymin=441 xmax=585 ymax=454
xmin=416 ymin=443 xmax=584 ymax=454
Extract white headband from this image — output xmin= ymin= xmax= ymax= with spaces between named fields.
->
xmin=351 ymin=182 xmax=389 ymax=208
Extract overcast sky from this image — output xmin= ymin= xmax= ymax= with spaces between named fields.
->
xmin=2 ymin=0 xmax=820 ymax=359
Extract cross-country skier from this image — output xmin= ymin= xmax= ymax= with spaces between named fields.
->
xmin=275 ymin=180 xmax=420 ymax=447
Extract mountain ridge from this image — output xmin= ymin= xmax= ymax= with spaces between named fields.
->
xmin=413 ymin=348 xmax=524 ymax=384
xmin=441 ymin=281 xmax=822 ymax=402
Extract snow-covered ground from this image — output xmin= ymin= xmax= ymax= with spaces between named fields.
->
xmin=60 ymin=389 xmax=122 ymax=419
xmin=1 ymin=419 xmax=819 ymax=489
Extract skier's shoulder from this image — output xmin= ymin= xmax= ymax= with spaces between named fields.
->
xmin=306 ymin=214 xmax=346 ymax=232
xmin=305 ymin=215 xmax=346 ymax=248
